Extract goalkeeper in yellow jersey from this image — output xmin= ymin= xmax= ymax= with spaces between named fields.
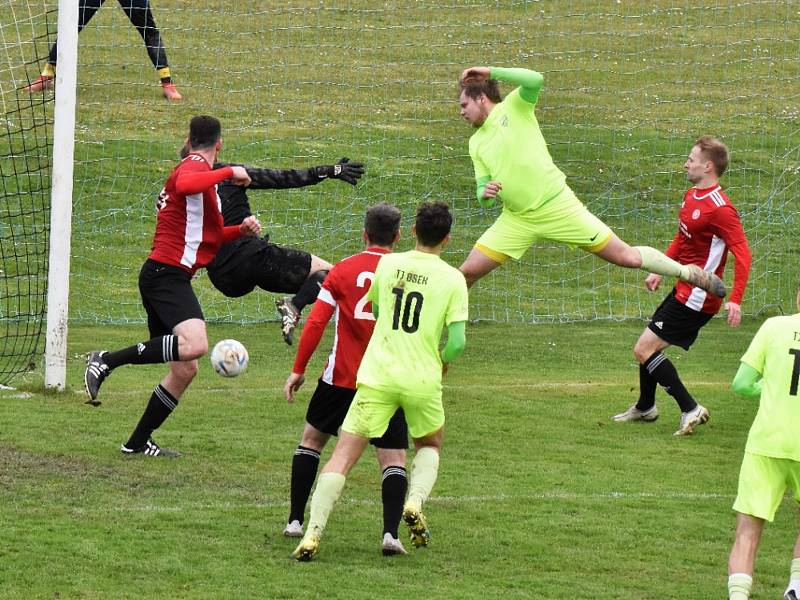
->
xmin=291 ymin=201 xmax=469 ymax=561
xmin=727 ymin=284 xmax=800 ymax=600
xmin=457 ymin=65 xmax=726 ymax=298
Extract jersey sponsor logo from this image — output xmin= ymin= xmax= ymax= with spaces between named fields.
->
xmin=156 ymin=187 xmax=168 ymax=211
xmin=589 ymin=232 xmax=600 ymax=242
xmin=692 ymin=209 xmax=701 ymax=220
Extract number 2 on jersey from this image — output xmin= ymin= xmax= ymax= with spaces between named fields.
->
xmin=392 ymin=287 xmax=423 ymax=333
xmin=353 ymin=271 xmax=375 ymax=321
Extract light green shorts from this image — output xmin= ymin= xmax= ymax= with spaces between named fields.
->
xmin=732 ymin=452 xmax=800 ymax=522
xmin=475 ymin=185 xmax=613 ymax=262
xmin=341 ymin=384 xmax=445 ymax=440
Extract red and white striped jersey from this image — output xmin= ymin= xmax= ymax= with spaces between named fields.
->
xmin=148 ymin=154 xmax=234 ymax=274
xmin=666 ymin=184 xmax=751 ymax=314
xmin=292 ymin=248 xmax=390 ymax=389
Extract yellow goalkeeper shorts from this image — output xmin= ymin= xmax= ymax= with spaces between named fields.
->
xmin=733 ymin=452 xmax=800 ymax=522
xmin=475 ymin=185 xmax=613 ymax=261
xmin=342 ymin=384 xmax=445 ymax=440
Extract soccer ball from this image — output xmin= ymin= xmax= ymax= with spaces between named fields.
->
xmin=210 ymin=339 xmax=249 ymax=377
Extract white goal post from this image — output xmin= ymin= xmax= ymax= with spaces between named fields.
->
xmin=43 ymin=0 xmax=78 ymax=390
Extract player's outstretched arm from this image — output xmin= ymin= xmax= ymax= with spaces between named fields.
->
xmin=731 ymin=362 xmax=762 ymax=397
xmin=216 ymin=158 xmax=364 ymax=190
xmin=488 ymin=67 xmax=544 ymax=103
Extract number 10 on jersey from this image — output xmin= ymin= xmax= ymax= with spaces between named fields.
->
xmin=392 ymin=287 xmax=423 ymax=333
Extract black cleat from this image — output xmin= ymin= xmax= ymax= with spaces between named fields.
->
xmin=84 ymin=351 xmax=111 ymax=406
xmin=276 ymin=297 xmax=300 ymax=345
xmin=120 ymin=438 xmax=180 ymax=458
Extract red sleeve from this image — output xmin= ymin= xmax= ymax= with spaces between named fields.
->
xmin=175 ymin=165 xmax=233 ymax=195
xmin=222 ymin=225 xmax=242 ymax=243
xmin=711 ymin=205 xmax=751 ymax=305
xmin=292 ymin=298 xmax=335 ymax=374
xmin=664 ymin=232 xmax=681 ymax=260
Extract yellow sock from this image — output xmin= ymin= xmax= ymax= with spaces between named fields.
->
xmin=406 ymin=446 xmax=440 ymax=512
xmin=157 ymin=67 xmax=171 ymax=81
xmin=306 ymin=471 xmax=346 ymax=536
xmin=42 ymin=63 xmax=55 ymax=78
xmin=728 ymin=573 xmax=752 ymax=600
xmin=633 ymin=246 xmax=684 ymax=278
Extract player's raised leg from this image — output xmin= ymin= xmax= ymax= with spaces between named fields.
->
xmin=594 ymin=236 xmax=726 ymax=298
xmin=276 ymin=255 xmax=333 ymax=345
xmin=459 ymin=246 xmax=504 ymax=289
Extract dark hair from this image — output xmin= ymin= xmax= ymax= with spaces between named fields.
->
xmin=460 ymin=79 xmax=502 ymax=104
xmin=415 ymin=201 xmax=452 ymax=246
xmin=695 ymin=135 xmax=729 ymax=177
xmin=364 ymin=203 xmax=401 ymax=246
xmin=189 ymin=115 xmax=222 ymax=150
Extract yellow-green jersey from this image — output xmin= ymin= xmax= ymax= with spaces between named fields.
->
xmin=357 ymin=250 xmax=469 ymax=396
xmin=740 ymin=313 xmax=800 ymax=461
xmin=468 ymin=67 xmax=566 ymax=215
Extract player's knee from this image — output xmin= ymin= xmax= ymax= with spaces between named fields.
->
xmin=377 ymin=449 xmax=407 ymax=470
xmin=300 ymin=426 xmax=329 ymax=451
xmin=180 ymin=337 xmax=208 ymax=360
xmin=171 ymin=359 xmax=199 ymax=383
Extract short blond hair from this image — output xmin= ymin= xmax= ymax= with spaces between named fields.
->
xmin=695 ymin=135 xmax=729 ymax=177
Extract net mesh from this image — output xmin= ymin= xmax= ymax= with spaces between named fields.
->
xmin=3 ymin=1 xmax=799 ymax=352
xmin=0 ymin=1 xmax=55 ymax=385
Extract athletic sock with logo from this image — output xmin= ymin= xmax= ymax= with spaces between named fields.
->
xmin=104 ymin=335 xmax=180 ymax=368
xmin=643 ymin=351 xmax=697 ymax=413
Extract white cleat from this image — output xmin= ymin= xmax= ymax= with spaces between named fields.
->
xmin=283 ymin=520 xmax=303 ymax=538
xmin=381 ymin=532 xmax=408 ymax=556
xmin=612 ymin=404 xmax=659 ymax=423
xmin=673 ymin=404 xmax=709 ymax=436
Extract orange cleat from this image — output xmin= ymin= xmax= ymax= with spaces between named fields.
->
xmin=23 ymin=75 xmax=54 ymax=93
xmin=161 ymin=82 xmax=182 ymax=101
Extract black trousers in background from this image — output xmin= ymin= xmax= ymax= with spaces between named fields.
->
xmin=48 ymin=0 xmax=169 ymax=70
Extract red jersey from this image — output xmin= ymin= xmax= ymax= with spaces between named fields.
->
xmin=666 ymin=184 xmax=751 ymax=314
xmin=292 ymin=248 xmax=390 ymax=389
xmin=148 ymin=154 xmax=239 ymax=274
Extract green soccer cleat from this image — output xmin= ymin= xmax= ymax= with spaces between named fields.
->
xmin=402 ymin=505 xmax=431 ymax=548
xmin=291 ymin=533 xmax=320 ymax=561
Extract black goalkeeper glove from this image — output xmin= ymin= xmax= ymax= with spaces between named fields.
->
xmin=317 ymin=157 xmax=365 ymax=185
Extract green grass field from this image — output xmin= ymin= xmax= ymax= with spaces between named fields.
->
xmin=2 ymin=1 xmax=800 ymax=598
xmin=2 ymin=318 xmax=799 ymax=599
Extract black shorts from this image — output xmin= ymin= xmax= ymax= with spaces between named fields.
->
xmin=139 ymin=259 xmax=204 ymax=338
xmin=647 ymin=290 xmax=714 ymax=350
xmin=206 ymin=237 xmax=312 ymax=298
xmin=306 ymin=379 xmax=408 ymax=449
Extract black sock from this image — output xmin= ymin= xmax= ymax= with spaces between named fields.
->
xmin=643 ymin=352 xmax=697 ymax=413
xmin=291 ymin=270 xmax=328 ymax=313
xmin=381 ymin=466 xmax=407 ymax=538
xmin=288 ymin=446 xmax=321 ymax=524
xmin=160 ymin=76 xmax=172 ymax=84
xmin=635 ymin=363 xmax=658 ymax=411
xmin=125 ymin=385 xmax=179 ymax=450
xmin=104 ymin=335 xmax=179 ymax=369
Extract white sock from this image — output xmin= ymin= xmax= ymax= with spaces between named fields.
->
xmin=728 ymin=573 xmax=752 ymax=600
